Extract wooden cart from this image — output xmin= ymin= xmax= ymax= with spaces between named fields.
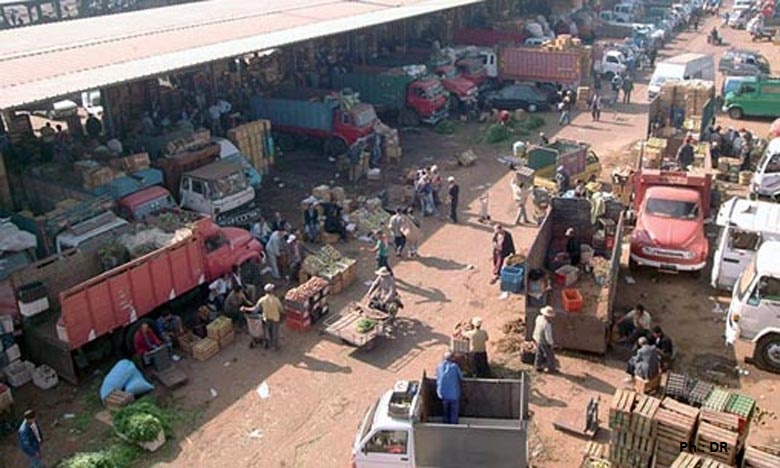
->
xmin=322 ymin=302 xmax=389 ymax=350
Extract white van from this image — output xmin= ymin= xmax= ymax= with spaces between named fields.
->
xmin=711 ymin=197 xmax=780 ymax=290
xmin=726 ymin=241 xmax=780 ymax=373
xmin=648 ymin=53 xmax=716 ymax=99
xmin=751 ymin=138 xmax=780 ymax=199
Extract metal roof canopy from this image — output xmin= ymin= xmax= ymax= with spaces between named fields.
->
xmin=0 ymin=0 xmax=482 ymax=110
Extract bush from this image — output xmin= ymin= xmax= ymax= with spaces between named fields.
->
xmin=60 ymin=451 xmax=117 ymax=468
xmin=522 ymin=116 xmax=546 ymax=131
xmin=483 ymin=123 xmax=509 ymax=144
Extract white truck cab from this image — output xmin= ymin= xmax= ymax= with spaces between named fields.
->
xmin=751 ymin=138 xmax=780 ymax=199
xmin=726 ymin=241 xmax=780 ymax=373
xmin=55 ymin=211 xmax=130 ymax=254
xmin=595 ymin=50 xmax=628 ymax=79
xmin=711 ymin=197 xmax=780 ymax=290
xmin=352 ymin=375 xmax=529 ymax=468
xmin=179 ymin=160 xmax=256 ymax=225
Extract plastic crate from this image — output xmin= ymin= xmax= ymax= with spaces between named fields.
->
xmin=32 ymin=365 xmax=59 ymax=390
xmin=0 ymin=315 xmax=13 ymax=333
xmin=17 ymin=297 xmax=50 ymax=318
xmin=500 ymin=265 xmax=525 ymax=293
xmin=554 ymin=265 xmax=580 ymax=286
xmin=4 ymin=343 xmax=21 ymax=362
xmin=562 ymin=288 xmax=583 ymax=313
xmin=286 ymin=315 xmax=311 ymax=332
xmin=3 ymin=360 xmax=31 ymax=387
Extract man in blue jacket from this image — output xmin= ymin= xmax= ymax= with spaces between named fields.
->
xmin=18 ymin=409 xmax=43 ymax=467
xmin=436 ymin=352 xmax=463 ymax=424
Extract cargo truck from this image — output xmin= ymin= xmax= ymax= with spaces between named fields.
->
xmin=351 ymin=373 xmax=529 ymax=468
xmin=524 ymin=139 xmax=602 ymax=191
xmin=251 ymin=88 xmax=378 ymax=157
xmin=477 ymin=46 xmax=592 ymax=86
xmin=523 ymin=197 xmax=624 ymax=354
xmin=331 ymin=66 xmax=448 ymax=126
xmin=17 ymin=216 xmax=263 ymax=383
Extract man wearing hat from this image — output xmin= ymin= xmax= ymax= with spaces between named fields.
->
xmin=447 ymin=176 xmax=459 ymax=223
xmin=533 ymin=306 xmax=558 ymax=373
xmin=242 ymin=283 xmax=283 ymax=350
xmin=436 ymin=352 xmax=463 ymax=424
xmin=463 ymin=317 xmax=490 ymax=377
xmin=18 ymin=409 xmax=43 ymax=467
xmin=367 ymin=266 xmax=398 ymax=313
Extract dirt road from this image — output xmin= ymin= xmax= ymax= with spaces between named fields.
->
xmin=2 ymin=13 xmax=779 ymax=468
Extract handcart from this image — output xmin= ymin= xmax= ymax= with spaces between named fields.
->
xmin=322 ymin=302 xmax=390 ymax=350
xmin=246 ymin=313 xmax=266 ymax=349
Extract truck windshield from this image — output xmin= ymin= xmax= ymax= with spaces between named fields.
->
xmin=208 ymin=171 xmax=248 ymax=200
xmin=646 ymin=198 xmax=699 ymax=219
xmin=425 ymin=83 xmax=445 ymax=99
xmin=354 ymin=107 xmax=378 ymax=128
xmin=737 ymin=258 xmax=757 ymax=299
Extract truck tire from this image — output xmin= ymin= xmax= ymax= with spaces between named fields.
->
xmin=628 ymin=256 xmax=639 ymax=272
xmin=728 ymin=107 xmax=743 ymax=120
xmin=754 ymin=334 xmax=780 ymax=373
xmin=276 ymin=133 xmax=297 ymax=152
xmin=324 ymin=137 xmax=349 ymax=158
xmin=399 ymin=108 xmax=420 ymax=127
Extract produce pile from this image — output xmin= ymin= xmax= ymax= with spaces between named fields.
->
xmin=496 ymin=318 xmax=526 ymax=354
xmin=351 ymin=207 xmax=390 ymax=235
xmin=356 ymin=318 xmax=376 ymax=334
xmin=285 ymin=276 xmax=329 ymax=303
xmin=113 ymin=399 xmax=171 ymax=443
xmin=302 ymin=245 xmax=356 ymax=281
xmin=591 ymin=256 xmax=612 ymax=286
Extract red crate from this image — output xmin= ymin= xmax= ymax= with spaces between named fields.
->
xmin=562 ymin=288 xmax=583 ymax=313
xmin=285 ymin=314 xmax=311 ymax=332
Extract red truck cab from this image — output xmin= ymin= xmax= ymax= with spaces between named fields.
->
xmin=455 ymin=58 xmax=489 ymax=89
xmin=630 ymin=171 xmax=711 ymax=272
xmin=333 ymin=102 xmax=378 ymax=146
xmin=194 ymin=218 xmax=263 ymax=279
xmin=433 ymin=65 xmax=479 ymax=103
xmin=407 ymin=77 xmax=448 ymax=124
xmin=115 ymin=186 xmax=177 ymax=222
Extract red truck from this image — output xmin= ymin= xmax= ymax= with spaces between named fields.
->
xmin=495 ymin=47 xmax=590 ymax=85
xmin=18 ymin=217 xmax=262 ymax=383
xmin=629 ymin=170 xmax=711 ymax=273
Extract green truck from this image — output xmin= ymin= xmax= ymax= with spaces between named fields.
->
xmin=723 ymin=76 xmax=780 ymax=120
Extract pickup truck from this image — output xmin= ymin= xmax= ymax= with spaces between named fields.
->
xmin=629 ymin=170 xmax=711 ymax=272
xmin=19 ymin=217 xmax=262 ymax=383
xmin=250 ymin=88 xmax=378 ymax=157
xmin=331 ymin=66 xmax=449 ymax=126
xmin=523 ymin=197 xmax=624 ymax=354
xmin=352 ymin=373 xmax=529 ymax=468
xmin=525 ymin=139 xmax=602 ymax=191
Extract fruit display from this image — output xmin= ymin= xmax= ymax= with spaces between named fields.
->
xmin=285 ymin=277 xmax=329 ymax=303
xmin=351 ymin=207 xmax=390 ymax=235
xmin=301 ymin=246 xmax=358 ymax=294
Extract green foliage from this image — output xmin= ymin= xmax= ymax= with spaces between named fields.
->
xmin=483 ymin=123 xmax=509 ymax=144
xmin=356 ymin=318 xmax=376 ymax=334
xmin=113 ymin=398 xmax=171 ymax=442
xmin=434 ymin=120 xmax=456 ymax=135
xmin=60 ymin=451 xmax=117 ymax=468
xmin=522 ymin=116 xmax=546 ymax=130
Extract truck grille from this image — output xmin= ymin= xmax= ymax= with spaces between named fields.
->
xmin=644 ymin=247 xmax=688 ymax=259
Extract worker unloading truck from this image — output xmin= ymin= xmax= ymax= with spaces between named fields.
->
xmin=351 ymin=371 xmax=529 ymax=468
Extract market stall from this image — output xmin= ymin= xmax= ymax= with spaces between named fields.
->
xmin=300 ymin=245 xmax=357 ymax=295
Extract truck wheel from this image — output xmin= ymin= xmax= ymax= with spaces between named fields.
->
xmin=276 ymin=133 xmax=296 ymax=152
xmin=324 ymin=137 xmax=349 ymax=158
xmin=728 ymin=107 xmax=743 ymax=120
xmin=754 ymin=334 xmax=780 ymax=373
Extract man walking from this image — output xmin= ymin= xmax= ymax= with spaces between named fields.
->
xmin=242 ymin=283 xmax=283 ymax=350
xmin=622 ymin=76 xmax=634 ymax=104
xmin=558 ymin=96 xmax=572 ymax=126
xmin=447 ymin=176 xmax=460 ymax=223
xmin=436 ymin=352 xmax=463 ymax=424
xmin=388 ymin=209 xmax=406 ymax=257
xmin=18 ymin=409 xmax=43 ymax=467
xmin=590 ymin=93 xmax=602 ymax=121
xmin=511 ymin=178 xmax=531 ymax=225
xmin=533 ymin=306 xmax=558 ymax=373
xmin=464 ymin=317 xmax=490 ymax=377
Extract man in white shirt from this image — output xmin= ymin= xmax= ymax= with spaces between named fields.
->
xmin=208 ymin=101 xmax=223 ymax=136
xmin=265 ymin=229 xmax=286 ymax=279
xmin=533 ymin=306 xmax=558 ymax=373
xmin=512 ymin=179 xmax=531 ymax=225
xmin=208 ymin=273 xmax=229 ymax=311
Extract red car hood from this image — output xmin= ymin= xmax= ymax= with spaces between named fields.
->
xmin=443 ymin=77 xmax=477 ymax=97
xmin=636 ymin=215 xmax=703 ymax=248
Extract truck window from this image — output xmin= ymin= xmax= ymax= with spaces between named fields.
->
xmin=205 ymin=234 xmax=228 ymax=253
xmin=729 ymin=230 xmax=759 ymax=251
xmin=742 ymin=84 xmax=757 ymax=94
xmin=192 ymin=180 xmax=205 ymax=195
xmin=766 ymin=154 xmax=780 ymax=174
xmin=758 ymin=277 xmax=780 ymax=302
xmin=761 ymin=84 xmax=780 ymax=95
xmin=341 ymin=113 xmax=352 ymax=125
xmin=365 ymin=430 xmax=408 ymax=455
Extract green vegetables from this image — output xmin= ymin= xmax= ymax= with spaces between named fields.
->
xmin=60 ymin=452 xmax=117 ymax=468
xmin=356 ymin=318 xmax=376 ymax=334
xmin=113 ymin=399 xmax=171 ymax=443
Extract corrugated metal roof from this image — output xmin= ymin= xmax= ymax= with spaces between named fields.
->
xmin=0 ymin=0 xmax=482 ymax=109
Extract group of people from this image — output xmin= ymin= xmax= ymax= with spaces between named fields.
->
xmin=412 ymin=166 xmax=460 ymax=223
xmin=613 ymin=303 xmax=676 ymax=381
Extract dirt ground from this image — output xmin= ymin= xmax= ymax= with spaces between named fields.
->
xmin=2 ymin=13 xmax=780 ymax=468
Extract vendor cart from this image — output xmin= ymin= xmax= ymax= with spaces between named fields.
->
xmin=322 ymin=302 xmax=390 ymax=350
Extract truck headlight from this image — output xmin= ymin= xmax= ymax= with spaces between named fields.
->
xmin=682 ymin=251 xmax=695 ymax=260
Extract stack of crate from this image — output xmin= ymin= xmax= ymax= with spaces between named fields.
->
xmin=575 ymin=86 xmax=591 ymax=111
xmin=207 ymin=317 xmax=235 ymax=350
xmin=687 ymin=380 xmax=714 ymax=408
xmin=743 ymin=445 xmax=780 ymax=467
xmin=670 ymin=453 xmax=733 ymax=468
xmin=192 ymin=337 xmax=220 ymax=361
xmin=581 ymin=441 xmax=610 ymax=468
xmin=375 ymin=122 xmax=401 ymax=164
xmin=654 ymin=397 xmax=700 ymax=467
xmin=703 ymin=388 xmax=732 ymax=413
xmin=227 ymin=120 xmax=273 ymax=174
xmin=284 ymin=276 xmax=331 ymax=330
xmin=664 ymin=372 xmax=692 ymax=403
xmin=608 ymin=389 xmax=660 ymax=468
xmin=696 ymin=410 xmax=741 ymax=466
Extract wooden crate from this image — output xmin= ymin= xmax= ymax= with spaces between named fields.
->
xmin=177 ymin=332 xmax=198 ymax=356
xmin=207 ymin=317 xmax=233 ymax=340
xmin=631 ymin=394 xmax=661 ymax=437
xmin=105 ymin=390 xmax=135 ymax=411
xmin=743 ymin=445 xmax=780 ymax=468
xmin=696 ymin=421 xmax=739 ymax=465
xmin=450 ymin=336 xmax=469 ymax=353
xmin=609 ymin=389 xmax=636 ymax=432
xmin=193 ymin=338 xmax=219 ymax=361
xmin=218 ymin=330 xmax=235 ymax=349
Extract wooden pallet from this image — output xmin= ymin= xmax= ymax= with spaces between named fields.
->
xmin=671 ymin=452 xmax=701 ymax=468
xmin=583 ymin=441 xmax=608 ymax=460
xmin=609 ymin=389 xmax=636 ymax=431
xmin=700 ymin=410 xmax=740 ymax=432
xmin=631 ymin=394 xmax=661 ymax=437
xmin=696 ymin=421 xmax=739 ymax=465
xmin=743 ymin=445 xmax=780 ymax=468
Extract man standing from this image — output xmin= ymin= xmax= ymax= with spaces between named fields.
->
xmin=436 ymin=352 xmax=463 ymax=424
xmin=464 ymin=317 xmax=490 ymax=377
xmin=388 ymin=209 xmax=406 ymax=256
xmin=491 ymin=224 xmax=516 ymax=284
xmin=676 ymin=138 xmax=695 ymax=170
xmin=242 ymin=284 xmax=283 ymax=350
xmin=533 ymin=306 xmax=558 ymax=373
xmin=558 ymin=96 xmax=572 ymax=126
xmin=430 ymin=165 xmax=443 ymax=210
xmin=303 ymin=203 xmax=320 ymax=243
xmin=511 ymin=179 xmax=531 ymax=225
xmin=590 ymin=93 xmax=602 ymax=122
xmin=265 ymin=228 xmax=286 ymax=279
xmin=447 ymin=176 xmax=460 ymax=223
xmin=622 ymin=76 xmax=634 ymax=104
xmin=18 ymin=409 xmax=43 ymax=467
xmin=372 ymin=231 xmax=393 ymax=275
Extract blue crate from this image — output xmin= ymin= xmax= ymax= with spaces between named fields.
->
xmin=500 ymin=265 xmax=525 ymax=293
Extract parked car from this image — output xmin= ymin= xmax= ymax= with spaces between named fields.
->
xmin=728 ymin=9 xmax=753 ymax=29
xmin=481 ymin=85 xmax=550 ymax=112
xmin=718 ymin=49 xmax=770 ymax=75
